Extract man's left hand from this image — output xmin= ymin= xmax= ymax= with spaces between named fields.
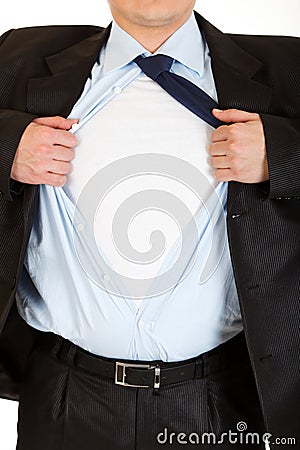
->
xmin=209 ymin=109 xmax=269 ymax=183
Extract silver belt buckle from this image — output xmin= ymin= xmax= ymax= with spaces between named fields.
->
xmin=115 ymin=362 xmax=161 ymax=388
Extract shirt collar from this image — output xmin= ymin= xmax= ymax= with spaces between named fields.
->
xmin=102 ymin=13 xmax=205 ymax=77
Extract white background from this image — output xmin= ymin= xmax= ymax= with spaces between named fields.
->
xmin=0 ymin=1 xmax=299 ymax=449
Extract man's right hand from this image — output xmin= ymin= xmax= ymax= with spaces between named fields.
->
xmin=10 ymin=116 xmax=78 ymax=187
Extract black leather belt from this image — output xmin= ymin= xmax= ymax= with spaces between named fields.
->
xmin=35 ymin=331 xmax=246 ymax=389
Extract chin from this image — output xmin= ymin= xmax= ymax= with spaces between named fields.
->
xmin=109 ymin=0 xmax=195 ymax=30
xmin=132 ymin=10 xmax=184 ymax=28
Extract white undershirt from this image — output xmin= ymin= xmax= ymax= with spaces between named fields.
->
xmin=65 ymin=76 xmax=218 ymax=304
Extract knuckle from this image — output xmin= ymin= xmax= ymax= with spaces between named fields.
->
xmin=231 ymin=168 xmax=238 ymax=179
xmin=56 ymin=162 xmax=64 ymax=173
xmin=229 ymin=123 xmax=243 ymax=136
xmin=32 ymin=162 xmax=45 ymax=175
xmin=32 ymin=174 xmax=44 ymax=184
xmin=230 ymin=156 xmax=241 ymax=169
xmin=32 ymin=117 xmax=43 ymax=126
xmin=53 ymin=175 xmax=66 ymax=187
xmin=210 ymin=131 xmax=217 ymax=141
xmin=228 ymin=127 xmax=236 ymax=138
xmin=62 ymin=149 xmax=74 ymax=161
xmin=214 ymin=170 xmax=222 ymax=181
xmin=69 ymin=134 xmax=78 ymax=146
xmin=39 ymin=126 xmax=53 ymax=141
xmin=60 ymin=162 xmax=72 ymax=174
xmin=231 ymin=166 xmax=243 ymax=180
xmin=38 ymin=144 xmax=50 ymax=155
xmin=228 ymin=142 xmax=239 ymax=153
xmin=58 ymin=148 xmax=74 ymax=161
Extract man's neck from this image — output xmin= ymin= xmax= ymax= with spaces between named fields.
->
xmin=112 ymin=14 xmax=193 ymax=53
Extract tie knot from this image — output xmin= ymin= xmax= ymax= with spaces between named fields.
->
xmin=134 ymin=54 xmax=174 ymax=81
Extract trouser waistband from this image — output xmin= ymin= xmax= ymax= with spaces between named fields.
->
xmin=35 ymin=331 xmax=247 ymax=389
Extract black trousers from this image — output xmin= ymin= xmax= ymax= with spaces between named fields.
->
xmin=16 ymin=333 xmax=265 ymax=450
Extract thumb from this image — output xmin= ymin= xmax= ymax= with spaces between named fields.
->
xmin=212 ymin=108 xmax=258 ymax=123
xmin=33 ymin=116 xmax=79 ymax=130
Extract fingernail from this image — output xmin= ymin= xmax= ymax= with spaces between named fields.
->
xmin=213 ymin=109 xmax=223 ymax=113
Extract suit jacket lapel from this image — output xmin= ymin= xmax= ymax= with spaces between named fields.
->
xmin=195 ymin=13 xmax=272 ymax=212
xmin=196 ymin=14 xmax=272 ymax=110
xmin=26 ymin=25 xmax=111 ymax=117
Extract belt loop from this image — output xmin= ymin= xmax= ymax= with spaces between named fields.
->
xmin=51 ymin=335 xmax=64 ymax=358
xmin=65 ymin=343 xmax=77 ymax=365
xmin=202 ymin=353 xmax=211 ymax=378
xmin=54 ymin=337 xmax=77 ymax=366
xmin=194 ymin=358 xmax=204 ymax=378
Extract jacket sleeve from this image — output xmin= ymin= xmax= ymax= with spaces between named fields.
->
xmin=261 ymin=114 xmax=300 ymax=199
xmin=0 ymin=29 xmax=38 ymax=201
xmin=0 ymin=109 xmax=38 ymax=201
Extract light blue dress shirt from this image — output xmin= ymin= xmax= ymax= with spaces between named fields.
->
xmin=16 ymin=14 xmax=243 ymax=362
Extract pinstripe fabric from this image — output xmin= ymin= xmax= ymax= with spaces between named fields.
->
xmin=16 ymin=335 xmax=264 ymax=450
xmin=0 ymin=12 xmax=299 ymax=441
xmin=227 ymin=185 xmax=300 ymax=435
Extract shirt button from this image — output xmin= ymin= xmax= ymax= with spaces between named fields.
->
xmin=114 ymin=86 xmax=122 ymax=95
xmin=71 ymin=123 xmax=79 ymax=132
xmin=77 ymin=223 xmax=85 ymax=231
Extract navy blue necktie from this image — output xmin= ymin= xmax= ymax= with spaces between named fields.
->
xmin=134 ymin=54 xmax=223 ymax=129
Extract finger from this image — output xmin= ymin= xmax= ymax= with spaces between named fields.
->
xmin=208 ymin=141 xmax=228 ymax=156
xmin=48 ymin=160 xmax=72 ymax=175
xmin=43 ymin=172 xmax=67 ymax=187
xmin=214 ymin=168 xmax=233 ymax=182
xmin=212 ymin=108 xmax=259 ymax=124
xmin=209 ymin=156 xmax=230 ymax=169
xmin=210 ymin=125 xmax=231 ymax=143
xmin=31 ymin=124 xmax=77 ymax=150
xmin=51 ymin=146 xmax=75 ymax=162
xmin=34 ymin=116 xmax=79 ymax=130
xmin=52 ymin=129 xmax=78 ymax=148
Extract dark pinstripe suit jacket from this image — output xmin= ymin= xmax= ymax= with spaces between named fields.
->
xmin=0 ymin=12 xmax=299 ymax=438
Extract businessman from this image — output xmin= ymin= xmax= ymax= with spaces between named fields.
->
xmin=0 ymin=1 xmax=299 ymax=449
